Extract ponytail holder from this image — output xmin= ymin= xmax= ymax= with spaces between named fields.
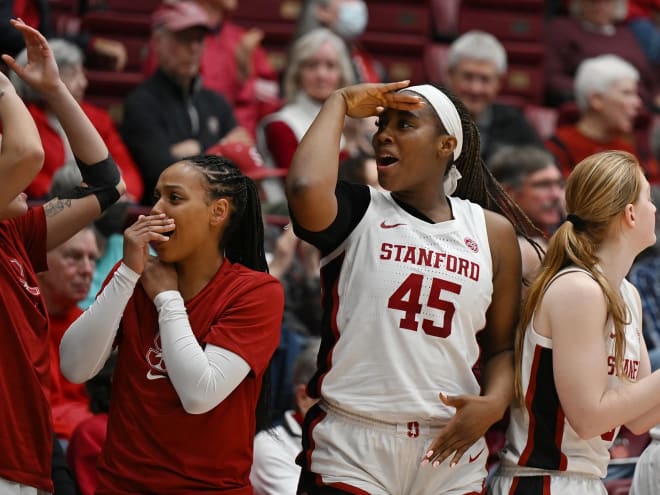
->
xmin=566 ymin=214 xmax=586 ymax=231
xmin=443 ymin=164 xmax=462 ymax=196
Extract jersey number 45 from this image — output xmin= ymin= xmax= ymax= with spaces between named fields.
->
xmin=388 ymin=273 xmax=462 ymax=338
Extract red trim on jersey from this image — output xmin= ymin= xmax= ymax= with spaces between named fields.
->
xmin=543 ymin=475 xmax=551 ymax=494
xmin=519 ymin=345 xmax=543 ymax=465
xmin=305 ymin=408 xmax=327 ymax=469
xmin=555 ymin=409 xmax=568 ymax=470
xmin=508 ymin=478 xmax=519 ymax=495
xmin=316 ymin=254 xmax=344 ymax=396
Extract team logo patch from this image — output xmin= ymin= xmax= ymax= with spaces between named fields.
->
xmin=407 ymin=421 xmax=420 ymax=438
xmin=464 ymin=237 xmax=479 ymax=253
xmin=146 ymin=332 xmax=168 ymax=380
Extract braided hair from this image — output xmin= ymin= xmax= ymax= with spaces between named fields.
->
xmin=185 ymin=154 xmax=272 ymax=431
xmin=434 ymin=85 xmax=543 ymax=251
xmin=186 ymin=155 xmax=268 ymax=272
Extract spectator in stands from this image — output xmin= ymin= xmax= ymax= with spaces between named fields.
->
xmin=257 ymin=28 xmax=354 ymax=171
xmin=143 ymin=0 xmax=282 ymax=136
xmin=251 ymin=337 xmax=321 ymax=495
xmin=295 ymin=0 xmax=384 ymax=83
xmin=489 ymin=145 xmax=563 ymax=291
xmin=627 ymin=0 xmax=660 ymax=65
xmin=545 ymin=54 xmax=660 ymax=181
xmin=545 ymin=0 xmax=659 ymax=109
xmin=489 ymin=146 xmax=564 ymax=239
xmin=10 ymin=39 xmax=144 ymax=202
xmin=0 ymin=0 xmax=127 ymax=71
xmin=39 ymin=223 xmax=99 ymax=446
xmin=194 ymin=0 xmax=281 ymax=136
xmin=338 ymin=152 xmax=380 ymax=189
xmin=628 ymin=181 xmax=660 ymax=372
xmin=122 ymin=1 xmax=252 ymax=205
xmin=445 ymin=31 xmax=543 ymax=162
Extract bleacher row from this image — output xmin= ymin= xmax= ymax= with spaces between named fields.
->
xmin=46 ymin=0 xmax=562 ymax=138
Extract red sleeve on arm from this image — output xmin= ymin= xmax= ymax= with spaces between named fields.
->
xmin=264 ymin=121 xmax=299 ymax=170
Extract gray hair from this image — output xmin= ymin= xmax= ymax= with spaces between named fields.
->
xmin=292 ymin=337 xmax=321 ymax=388
xmin=488 ymin=145 xmax=557 ymax=189
xmin=574 ymin=54 xmax=639 ymax=112
xmin=447 ymin=30 xmax=507 ymax=75
xmin=283 ymin=27 xmax=354 ymax=102
xmin=295 ymin=0 xmax=331 ymax=38
xmin=10 ymin=38 xmax=84 ymax=102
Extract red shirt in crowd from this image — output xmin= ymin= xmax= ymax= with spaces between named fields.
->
xmin=49 ymin=305 xmax=94 ymax=440
xmin=25 ymin=102 xmax=144 ymax=202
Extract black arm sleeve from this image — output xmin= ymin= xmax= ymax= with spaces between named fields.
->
xmin=290 ymin=181 xmax=370 ymax=256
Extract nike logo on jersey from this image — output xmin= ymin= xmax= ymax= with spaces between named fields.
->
xmin=380 ymin=221 xmax=406 ymax=229
xmin=468 ymin=447 xmax=485 ymax=464
xmin=146 ymin=369 xmax=168 ymax=380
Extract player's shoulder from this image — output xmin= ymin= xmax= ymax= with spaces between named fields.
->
xmin=543 ymin=268 xmax=603 ymax=307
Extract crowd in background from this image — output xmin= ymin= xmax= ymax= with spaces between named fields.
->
xmin=2 ymin=0 xmax=660 ymax=494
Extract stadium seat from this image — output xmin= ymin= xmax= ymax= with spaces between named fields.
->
xmin=366 ymin=3 xmax=430 ymax=37
xmin=232 ymin=0 xmax=302 ymax=24
xmin=430 ymin=0 xmax=461 ymax=41
xmin=81 ymin=10 xmax=151 ymax=37
xmin=423 ymin=42 xmax=450 ymax=85
xmin=459 ymin=7 xmax=545 ymax=43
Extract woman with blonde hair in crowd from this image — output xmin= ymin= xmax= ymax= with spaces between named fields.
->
xmin=257 ymin=27 xmax=354 ymax=171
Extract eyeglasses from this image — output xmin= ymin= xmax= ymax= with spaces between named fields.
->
xmin=525 ymin=178 xmax=565 ymax=190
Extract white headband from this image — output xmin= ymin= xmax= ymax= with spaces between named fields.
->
xmin=404 ymin=84 xmax=463 ymax=160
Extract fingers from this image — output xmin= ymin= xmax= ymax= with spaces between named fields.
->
xmin=380 ymin=80 xmax=412 ymax=92
xmin=128 ymin=214 xmax=175 ymax=241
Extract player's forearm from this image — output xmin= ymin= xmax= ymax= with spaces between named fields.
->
xmin=60 ymin=262 xmax=138 ymax=383
xmin=481 ymin=349 xmax=515 ymax=423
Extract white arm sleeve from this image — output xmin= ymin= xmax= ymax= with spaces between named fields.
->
xmin=154 ymin=291 xmax=251 ymax=415
xmin=60 ymin=262 xmax=140 ymax=384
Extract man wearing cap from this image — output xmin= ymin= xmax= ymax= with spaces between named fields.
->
xmin=121 ymin=1 xmax=253 ymax=204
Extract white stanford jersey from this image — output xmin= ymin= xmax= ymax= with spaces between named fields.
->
xmin=501 ymin=269 xmax=642 ymax=478
xmin=309 ymin=188 xmax=493 ymax=424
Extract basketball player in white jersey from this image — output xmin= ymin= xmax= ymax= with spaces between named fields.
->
xmin=285 ymin=80 xmax=540 ymax=494
xmin=487 ymin=151 xmax=660 ymax=495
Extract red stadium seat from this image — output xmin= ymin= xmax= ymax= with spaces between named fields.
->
xmin=366 ymin=3 xmax=430 ymax=37
xmin=430 ymin=0 xmax=461 ymax=41
xmin=461 ymin=0 xmax=544 ymax=9
xmin=423 ymin=42 xmax=450 ymax=85
xmin=81 ymin=10 xmax=151 ymax=37
xmin=101 ymin=0 xmax=161 ymax=13
xmin=231 ymin=0 xmax=302 ymax=24
xmin=459 ymin=7 xmax=545 ymax=42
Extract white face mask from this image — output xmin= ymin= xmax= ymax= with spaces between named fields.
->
xmin=333 ymin=1 xmax=368 ymax=40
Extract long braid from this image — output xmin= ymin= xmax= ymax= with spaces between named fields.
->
xmin=186 ymin=155 xmax=272 ymax=430
xmin=437 ymin=86 xmax=544 ymax=257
